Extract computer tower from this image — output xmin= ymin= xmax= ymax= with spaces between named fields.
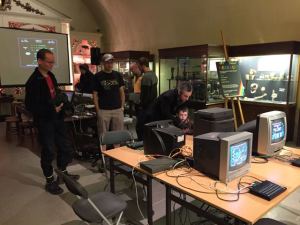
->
xmin=194 ymin=107 xmax=234 ymax=136
xmin=144 ymin=125 xmax=185 ymax=156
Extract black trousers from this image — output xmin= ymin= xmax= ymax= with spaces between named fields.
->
xmin=36 ymin=118 xmax=73 ymax=178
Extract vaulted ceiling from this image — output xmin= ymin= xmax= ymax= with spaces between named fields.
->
xmin=36 ymin=0 xmax=300 ymax=53
xmin=82 ymin=0 xmax=300 ymax=53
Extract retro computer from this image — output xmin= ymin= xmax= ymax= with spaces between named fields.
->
xmin=143 ymin=120 xmax=185 ymax=156
xmin=193 ymin=132 xmax=253 ymax=183
xmin=253 ymin=111 xmax=287 ymax=155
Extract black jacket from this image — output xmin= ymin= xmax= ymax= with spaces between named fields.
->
xmin=140 ymin=71 xmax=158 ymax=109
xmin=25 ymin=68 xmax=60 ymax=121
xmin=77 ymin=71 xmax=94 ymax=94
xmin=149 ymin=89 xmax=188 ymax=121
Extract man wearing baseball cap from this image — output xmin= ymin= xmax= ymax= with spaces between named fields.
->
xmin=92 ymin=53 xmax=125 ymax=151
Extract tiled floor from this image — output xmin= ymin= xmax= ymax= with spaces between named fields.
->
xmin=1 ymin=122 xmax=300 ymax=225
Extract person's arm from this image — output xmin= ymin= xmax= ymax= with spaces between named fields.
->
xmin=92 ymin=75 xmax=100 ymax=112
xmin=119 ymin=86 xmax=125 ymax=110
xmin=158 ymin=96 xmax=175 ymax=120
xmin=118 ymin=73 xmax=125 ymax=110
xmin=25 ymin=77 xmax=35 ymax=113
xmin=93 ymin=91 xmax=100 ymax=112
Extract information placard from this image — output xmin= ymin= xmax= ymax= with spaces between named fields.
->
xmin=216 ymin=61 xmax=244 ymax=97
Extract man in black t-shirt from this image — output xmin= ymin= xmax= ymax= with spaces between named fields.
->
xmin=93 ymin=53 xmax=125 ymax=151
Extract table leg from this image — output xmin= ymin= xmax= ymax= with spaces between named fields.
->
xmin=109 ymin=158 xmax=115 ymax=193
xmin=147 ymin=175 xmax=153 ymax=225
xmin=166 ymin=185 xmax=171 ymax=225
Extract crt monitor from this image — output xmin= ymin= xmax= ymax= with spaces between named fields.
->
xmin=143 ymin=120 xmax=185 ymax=156
xmin=193 ymin=132 xmax=253 ymax=183
xmin=253 ymin=111 xmax=286 ymax=155
xmin=62 ymin=90 xmax=74 ymax=103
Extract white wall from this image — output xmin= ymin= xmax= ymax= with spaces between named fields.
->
xmin=38 ymin=0 xmax=99 ymax=33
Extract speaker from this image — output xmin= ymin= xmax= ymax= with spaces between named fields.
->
xmin=90 ymin=47 xmax=101 ymax=65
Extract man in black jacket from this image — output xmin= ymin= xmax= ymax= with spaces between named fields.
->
xmin=25 ymin=49 xmax=79 ymax=195
xmin=149 ymin=81 xmax=193 ymax=122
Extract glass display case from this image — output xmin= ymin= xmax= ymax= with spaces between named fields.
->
xmin=229 ymin=42 xmax=300 ymax=105
xmin=158 ymin=45 xmax=225 ymax=108
xmin=228 ymin=41 xmax=300 ymax=141
xmin=231 ymin=54 xmax=299 ymax=104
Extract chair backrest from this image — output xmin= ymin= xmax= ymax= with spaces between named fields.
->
xmin=101 ymin=130 xmax=133 ymax=146
xmin=254 ymin=218 xmax=286 ymax=225
xmin=55 ymin=169 xmax=88 ymax=199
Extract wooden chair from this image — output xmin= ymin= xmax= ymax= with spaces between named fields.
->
xmin=5 ymin=115 xmax=20 ymax=136
xmin=15 ymin=105 xmax=35 ymax=137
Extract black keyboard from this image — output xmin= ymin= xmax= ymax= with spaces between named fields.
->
xmin=249 ymin=180 xmax=287 ymax=201
xmin=126 ymin=141 xmax=143 ymax=149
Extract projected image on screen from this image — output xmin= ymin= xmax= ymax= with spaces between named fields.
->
xmin=18 ymin=38 xmax=58 ymax=67
xmin=271 ymin=119 xmax=285 ymax=143
xmin=229 ymin=141 xmax=248 ymax=170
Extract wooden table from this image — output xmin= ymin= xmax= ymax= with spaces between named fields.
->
xmin=103 ymin=147 xmax=156 ymax=225
xmin=156 ymin=159 xmax=300 ymax=225
xmin=156 ymin=136 xmax=300 ymax=225
xmin=103 ymin=136 xmax=300 ymax=225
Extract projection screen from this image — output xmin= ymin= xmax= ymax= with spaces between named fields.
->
xmin=0 ymin=28 xmax=71 ymax=86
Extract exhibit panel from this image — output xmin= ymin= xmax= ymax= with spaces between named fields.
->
xmin=158 ymin=45 xmax=225 ymax=107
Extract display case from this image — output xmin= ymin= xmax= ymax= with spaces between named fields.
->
xmin=158 ymin=45 xmax=225 ymax=108
xmin=228 ymin=41 xmax=300 ymax=141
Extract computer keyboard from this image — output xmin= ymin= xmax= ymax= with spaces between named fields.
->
xmin=127 ymin=141 xmax=143 ymax=149
xmin=249 ymin=180 xmax=287 ymax=201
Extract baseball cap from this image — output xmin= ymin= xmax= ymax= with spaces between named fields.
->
xmin=102 ymin=53 xmax=114 ymax=62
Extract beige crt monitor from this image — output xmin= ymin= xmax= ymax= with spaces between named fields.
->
xmin=219 ymin=132 xmax=253 ymax=183
xmin=256 ymin=111 xmax=287 ymax=155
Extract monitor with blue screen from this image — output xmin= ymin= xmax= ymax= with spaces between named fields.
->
xmin=253 ymin=111 xmax=287 ymax=155
xmin=229 ymin=140 xmax=249 ymax=171
xmin=271 ymin=118 xmax=285 ymax=143
xmin=193 ymin=132 xmax=253 ymax=183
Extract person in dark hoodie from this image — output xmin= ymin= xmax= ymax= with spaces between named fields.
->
xmin=149 ymin=81 xmax=193 ymax=122
xmin=76 ymin=64 xmax=94 ymax=94
xmin=135 ymin=57 xmax=158 ymax=140
xmin=25 ymin=48 xmax=79 ymax=195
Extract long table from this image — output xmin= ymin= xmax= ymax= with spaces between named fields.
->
xmin=103 ymin=147 xmax=156 ymax=225
xmin=104 ymin=136 xmax=300 ymax=225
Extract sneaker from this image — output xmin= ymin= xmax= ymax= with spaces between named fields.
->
xmin=57 ymin=171 xmax=80 ymax=184
xmin=45 ymin=181 xmax=63 ymax=195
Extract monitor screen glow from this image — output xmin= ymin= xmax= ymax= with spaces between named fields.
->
xmin=229 ymin=140 xmax=249 ymax=171
xmin=271 ymin=118 xmax=285 ymax=144
xmin=65 ymin=92 xmax=74 ymax=102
